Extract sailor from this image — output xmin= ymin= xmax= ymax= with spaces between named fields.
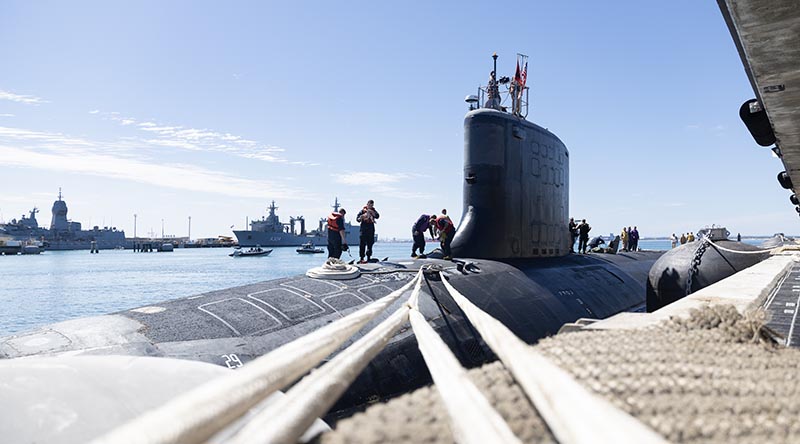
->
xmin=620 ymin=227 xmax=629 ymax=252
xmin=326 ymin=208 xmax=348 ymax=259
xmin=587 ymin=236 xmax=605 ymax=251
xmin=434 ymin=215 xmax=456 ymax=260
xmin=439 ymin=208 xmax=452 ymax=224
xmin=577 ymin=219 xmax=591 ymax=254
xmin=670 ymin=233 xmax=678 ymax=248
xmin=568 ymin=218 xmax=578 ymax=253
xmin=629 ymin=226 xmax=640 ymax=251
xmin=486 ymin=71 xmax=501 ymax=109
xmin=411 ymin=213 xmax=435 ymax=258
xmin=356 ymin=200 xmax=379 ymax=264
xmin=680 ymin=233 xmax=687 ymax=245
xmin=686 ymin=231 xmax=695 ymax=243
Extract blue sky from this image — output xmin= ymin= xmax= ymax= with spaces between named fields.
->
xmin=0 ymin=1 xmax=792 ymax=240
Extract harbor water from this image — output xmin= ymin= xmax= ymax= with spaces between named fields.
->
xmin=0 ymin=239 xmax=762 ymax=336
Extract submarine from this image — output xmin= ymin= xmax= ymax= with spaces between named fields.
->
xmin=0 ymin=55 xmax=663 ymax=434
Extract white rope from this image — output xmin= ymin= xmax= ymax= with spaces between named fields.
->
xmin=228 ymin=305 xmax=415 ymax=444
xmin=699 ymin=236 xmax=776 ymax=255
xmin=92 ymin=272 xmax=422 ymax=444
xmin=439 ymin=272 xmax=666 ymax=444
xmin=408 ymin=308 xmax=522 ymax=444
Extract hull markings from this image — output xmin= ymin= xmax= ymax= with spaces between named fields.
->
xmin=248 ymin=288 xmax=326 ymax=322
xmin=281 ymin=280 xmax=345 ymax=297
xmin=321 ymin=292 xmax=369 ymax=314
xmin=198 ymin=298 xmax=283 ymax=336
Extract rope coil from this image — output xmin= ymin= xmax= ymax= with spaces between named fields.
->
xmin=306 ymin=258 xmax=360 ymax=280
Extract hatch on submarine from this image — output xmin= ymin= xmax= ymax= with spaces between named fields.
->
xmin=0 ymin=54 xmax=663 ymax=418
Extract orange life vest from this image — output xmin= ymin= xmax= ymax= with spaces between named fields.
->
xmin=327 ymin=212 xmax=343 ymax=231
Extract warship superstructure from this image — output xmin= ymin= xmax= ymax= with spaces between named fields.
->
xmin=0 ymin=190 xmax=126 ymax=251
xmin=233 ymin=198 xmax=361 ymax=247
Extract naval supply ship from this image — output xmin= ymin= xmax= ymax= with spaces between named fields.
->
xmin=233 ymin=198 xmax=362 ymax=247
xmin=0 ymin=190 xmax=126 ymax=251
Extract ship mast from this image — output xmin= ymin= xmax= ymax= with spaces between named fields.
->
xmin=331 ymin=197 xmax=341 ymax=213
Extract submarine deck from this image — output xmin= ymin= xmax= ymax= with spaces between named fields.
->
xmin=320 ymin=250 xmax=800 ymax=443
xmin=0 ymin=252 xmax=661 ymax=365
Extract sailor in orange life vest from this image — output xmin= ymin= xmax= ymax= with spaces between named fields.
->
xmin=356 ymin=199 xmax=379 ymax=264
xmin=432 ymin=214 xmax=456 ymax=260
xmin=326 ymin=208 xmax=348 ymax=259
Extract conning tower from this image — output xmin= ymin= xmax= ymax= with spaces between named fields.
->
xmin=452 ymin=53 xmax=570 ymax=259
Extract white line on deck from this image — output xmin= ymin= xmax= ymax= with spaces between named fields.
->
xmin=765 ymin=271 xmax=790 ymax=309
xmin=787 ymin=290 xmax=800 ymax=347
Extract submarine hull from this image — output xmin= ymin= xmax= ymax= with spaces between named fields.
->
xmin=1 ymin=252 xmax=661 ymax=413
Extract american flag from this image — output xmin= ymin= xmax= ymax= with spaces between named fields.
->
xmin=519 ymin=61 xmax=527 ymax=89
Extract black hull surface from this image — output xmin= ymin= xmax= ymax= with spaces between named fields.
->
xmin=0 ymin=251 xmax=661 ymax=413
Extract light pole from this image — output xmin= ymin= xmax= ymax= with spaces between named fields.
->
xmin=134 ymin=214 xmax=137 ymax=239
xmin=161 ymin=218 xmax=165 ymax=238
xmin=188 ymin=216 xmax=192 ymax=241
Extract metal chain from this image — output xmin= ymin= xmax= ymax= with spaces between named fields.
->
xmin=685 ymin=237 xmax=710 ymax=296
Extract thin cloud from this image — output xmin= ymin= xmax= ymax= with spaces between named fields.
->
xmin=0 ymin=125 xmax=310 ymax=199
xmin=88 ymin=110 xmax=100 ymax=114
xmin=0 ymin=144 xmax=306 ymax=199
xmin=0 ymin=126 xmax=95 ymax=147
xmin=99 ymin=113 xmax=292 ymax=163
xmin=336 ymin=172 xmax=413 ymax=186
xmin=0 ymin=89 xmax=48 ymax=105
xmin=334 ymin=172 xmax=432 ymax=199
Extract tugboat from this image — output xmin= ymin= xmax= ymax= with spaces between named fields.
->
xmin=229 ymin=245 xmax=272 ymax=257
xmin=296 ymin=242 xmax=324 ymax=254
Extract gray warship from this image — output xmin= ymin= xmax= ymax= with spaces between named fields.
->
xmin=233 ymin=198 xmax=361 ymax=248
xmin=0 ymin=190 xmax=126 ymax=251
